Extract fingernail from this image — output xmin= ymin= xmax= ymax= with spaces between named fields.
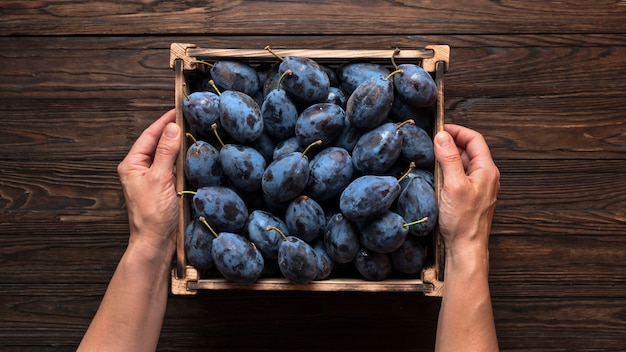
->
xmin=436 ymin=131 xmax=451 ymax=148
xmin=164 ymin=123 xmax=179 ymax=138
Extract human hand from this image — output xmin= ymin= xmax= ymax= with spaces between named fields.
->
xmin=433 ymin=124 xmax=500 ymax=261
xmin=117 ymin=109 xmax=182 ymax=259
xmin=433 ymin=124 xmax=500 ymax=352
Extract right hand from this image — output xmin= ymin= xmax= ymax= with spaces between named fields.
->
xmin=433 ymin=124 xmax=500 ymax=261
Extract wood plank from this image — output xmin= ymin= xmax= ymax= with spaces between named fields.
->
xmin=7 ymin=39 xmax=626 ymax=95
xmin=0 ymin=106 xmax=168 ymax=160
xmin=3 ymin=34 xmax=626 ymax=52
xmin=1 ymin=233 xmax=625 ymax=296
xmin=495 ymin=172 xmax=626 ymax=210
xmin=2 ymin=95 xmax=624 ymax=160
xmin=3 ymin=160 xmax=625 ymax=221
xmin=1 ymin=284 xmax=625 ymax=350
xmin=0 ymin=160 xmax=123 ymax=209
xmin=2 ymin=1 xmax=626 ymax=36
xmin=0 ymin=235 xmax=126 ymax=285
xmin=488 ymin=234 xmax=626 ymax=297
xmin=2 ymin=38 xmax=626 ymax=100
xmin=492 ymin=297 xmax=626 ymax=350
xmin=0 ymin=0 xmax=207 ymax=36
xmin=0 ymin=284 xmax=440 ymax=351
xmin=2 ymin=38 xmax=625 ymax=160
xmin=2 ymin=1 xmax=626 ymax=350
xmin=492 ymin=210 xmax=626 ymax=237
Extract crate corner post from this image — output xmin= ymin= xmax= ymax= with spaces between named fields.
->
xmin=171 ymin=266 xmax=199 ymax=295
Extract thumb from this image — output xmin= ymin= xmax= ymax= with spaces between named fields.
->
xmin=152 ymin=122 xmax=181 ymax=172
xmin=434 ymin=131 xmax=467 ymax=184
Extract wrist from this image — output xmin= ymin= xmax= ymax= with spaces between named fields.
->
xmin=444 ymin=242 xmax=490 ymax=280
xmin=127 ymin=232 xmax=176 ymax=269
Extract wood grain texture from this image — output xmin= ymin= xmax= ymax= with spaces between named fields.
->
xmin=1 ymin=1 xmax=626 ymax=350
xmin=2 ymin=0 xmax=626 ymax=35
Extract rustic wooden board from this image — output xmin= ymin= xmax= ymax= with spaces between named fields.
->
xmin=2 ymin=285 xmax=626 ymax=350
xmin=3 ymin=159 xmax=625 ymax=227
xmin=1 ymin=0 xmax=626 ymax=349
xmin=2 ymin=1 xmax=626 ymax=35
xmin=2 ymin=38 xmax=625 ymax=161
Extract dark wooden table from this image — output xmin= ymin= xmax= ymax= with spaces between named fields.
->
xmin=2 ymin=1 xmax=626 ymax=351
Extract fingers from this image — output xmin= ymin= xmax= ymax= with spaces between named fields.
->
xmin=444 ymin=124 xmax=494 ymax=171
xmin=436 ymin=124 xmax=500 ymax=195
xmin=117 ymin=109 xmax=178 ymax=178
xmin=151 ymin=122 xmax=181 ymax=174
xmin=127 ymin=109 xmax=177 ymax=160
xmin=434 ymin=130 xmax=468 ymax=186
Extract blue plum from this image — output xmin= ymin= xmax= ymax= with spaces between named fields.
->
xmin=325 ymin=86 xmax=347 ymax=108
xmin=219 ymin=90 xmax=264 ymax=144
xmin=399 ymin=168 xmax=435 ymax=192
xmin=324 ymin=212 xmax=360 ymax=264
xmin=285 ymin=195 xmax=326 ymax=243
xmin=359 ymin=211 xmax=409 ymax=253
xmin=311 ymin=239 xmax=334 ymax=280
xmin=331 ymin=114 xmax=362 ymax=152
xmin=389 ymin=95 xmax=435 ymax=134
xmin=339 ymin=175 xmax=401 ymax=222
xmin=261 ymin=70 xmax=298 ymax=140
xmin=192 ymin=186 xmax=249 ymax=234
xmin=337 ymin=62 xmax=390 ymax=95
xmin=248 ymin=132 xmax=277 ymax=164
xmin=245 ymin=210 xmax=290 ymax=259
xmin=346 ymin=75 xmax=395 ymax=130
xmin=183 ymin=91 xmax=220 ymax=136
xmin=184 ymin=137 xmax=223 ymax=188
xmin=295 ymin=102 xmax=345 ymax=147
xmin=184 ymin=218 xmax=215 ymax=271
xmin=278 ymin=235 xmax=319 ymax=284
xmin=391 ymin=236 xmax=426 ymax=275
xmin=395 ymin=176 xmax=438 ymax=237
xmin=351 ymin=122 xmax=403 ymax=174
xmin=210 ymin=60 xmax=260 ymax=97
xmin=393 ymin=64 xmax=437 ymax=107
xmin=219 ymin=144 xmax=266 ymax=192
xmin=397 ymin=122 xmax=434 ymax=168
xmin=273 ymin=52 xmax=330 ymax=105
xmin=211 ymin=232 xmax=264 ymax=284
xmin=306 ymin=146 xmax=353 ymax=202
xmin=272 ymin=136 xmax=302 ymax=160
xmin=354 ymin=248 xmax=392 ymax=281
xmin=262 ymin=149 xmax=311 ymax=203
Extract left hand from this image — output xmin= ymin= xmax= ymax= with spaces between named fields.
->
xmin=117 ymin=109 xmax=182 ymax=258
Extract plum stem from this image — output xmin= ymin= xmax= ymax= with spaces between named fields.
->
xmin=177 ymin=190 xmax=197 ymax=197
xmin=391 ymin=47 xmax=401 ymax=70
xmin=211 ymin=123 xmax=226 ymax=148
xmin=182 ymin=83 xmax=190 ymax=100
xmin=264 ymin=45 xmax=285 ymax=62
xmin=191 ymin=59 xmax=214 ymax=68
xmin=277 ymin=69 xmax=293 ymax=90
xmin=301 ymin=140 xmax=323 ymax=159
xmin=397 ymin=162 xmax=416 ymax=183
xmin=396 ymin=119 xmax=415 ymax=131
xmin=199 ymin=216 xmax=219 ymax=238
xmin=208 ymin=79 xmax=221 ymax=95
xmin=185 ymin=132 xmax=199 ymax=146
xmin=266 ymin=226 xmax=289 ymax=241
xmin=385 ymin=69 xmax=403 ymax=81
xmin=403 ymin=217 xmax=428 ymax=227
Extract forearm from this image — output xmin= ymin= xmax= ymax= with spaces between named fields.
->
xmin=78 ymin=240 xmax=173 ymax=352
xmin=435 ymin=245 xmax=498 ymax=352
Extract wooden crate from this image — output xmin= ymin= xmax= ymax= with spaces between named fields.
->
xmin=169 ymin=43 xmax=449 ymax=296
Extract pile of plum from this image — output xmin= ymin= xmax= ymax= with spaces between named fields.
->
xmin=182 ymin=47 xmax=439 ymax=285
